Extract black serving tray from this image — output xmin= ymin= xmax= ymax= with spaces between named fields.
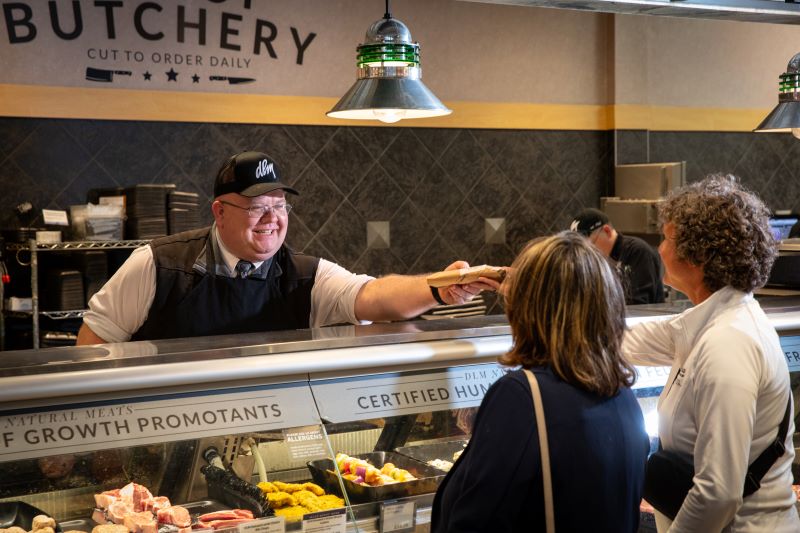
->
xmin=0 ymin=501 xmax=63 ymax=533
xmin=307 ymin=451 xmax=444 ymax=504
xmin=394 ymin=439 xmax=469 ymax=471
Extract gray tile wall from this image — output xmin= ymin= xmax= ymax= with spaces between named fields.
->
xmin=616 ymin=130 xmax=800 ymax=213
xmin=0 ymin=118 xmax=612 ymax=288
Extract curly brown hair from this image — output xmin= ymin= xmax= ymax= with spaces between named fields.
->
xmin=659 ymin=174 xmax=777 ymax=293
xmin=500 ymin=232 xmax=636 ymax=397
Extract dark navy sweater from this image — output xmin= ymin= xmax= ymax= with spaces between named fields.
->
xmin=431 ymin=368 xmax=649 ymax=533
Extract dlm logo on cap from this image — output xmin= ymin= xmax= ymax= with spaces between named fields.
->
xmin=255 ymin=159 xmax=276 ymax=180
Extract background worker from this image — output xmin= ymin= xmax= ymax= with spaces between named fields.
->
xmin=570 ymin=208 xmax=664 ymax=304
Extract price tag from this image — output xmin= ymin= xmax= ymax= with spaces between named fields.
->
xmin=42 ymin=209 xmax=69 ymax=226
xmin=302 ymin=508 xmax=346 ymax=533
xmin=238 ymin=517 xmax=285 ymax=533
xmin=380 ymin=500 xmax=415 ymax=533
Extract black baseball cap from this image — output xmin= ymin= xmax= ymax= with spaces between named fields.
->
xmin=569 ymin=208 xmax=609 ymax=236
xmin=213 ymin=151 xmax=299 ymax=198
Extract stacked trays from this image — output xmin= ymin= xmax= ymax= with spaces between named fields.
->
xmin=43 ymin=270 xmax=84 ymax=310
xmin=307 ymin=451 xmax=444 ymax=504
xmin=168 ymin=191 xmax=201 ymax=234
xmin=125 ymin=184 xmax=176 ymax=239
xmin=80 ymin=251 xmax=108 ymax=303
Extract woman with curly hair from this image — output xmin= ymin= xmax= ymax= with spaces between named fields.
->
xmin=625 ymin=175 xmax=799 ymax=532
xmin=432 ymin=232 xmax=649 ymax=533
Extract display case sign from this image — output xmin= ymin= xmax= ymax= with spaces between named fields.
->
xmin=237 ymin=516 xmax=285 ymax=533
xmin=780 ymin=335 xmax=800 ymax=372
xmin=632 ymin=365 xmax=672 ymax=390
xmin=302 ymin=508 xmax=346 ymax=532
xmin=0 ymin=383 xmax=319 ymax=462
xmin=310 ymin=364 xmax=508 ymax=422
xmin=380 ymin=500 xmax=416 ymax=533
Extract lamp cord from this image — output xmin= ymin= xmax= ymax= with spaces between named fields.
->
xmin=384 ymin=0 xmax=391 ymax=19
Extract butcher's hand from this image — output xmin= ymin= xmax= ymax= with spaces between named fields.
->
xmin=438 ymin=261 xmax=503 ymax=305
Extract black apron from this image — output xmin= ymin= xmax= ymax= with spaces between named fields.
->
xmin=132 ymin=228 xmax=318 ymax=341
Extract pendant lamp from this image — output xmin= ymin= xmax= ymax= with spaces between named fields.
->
xmin=326 ymin=0 xmax=452 ymax=124
xmin=755 ymin=52 xmax=800 ymax=139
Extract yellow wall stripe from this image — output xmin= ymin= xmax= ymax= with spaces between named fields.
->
xmin=0 ymin=84 xmax=773 ymax=132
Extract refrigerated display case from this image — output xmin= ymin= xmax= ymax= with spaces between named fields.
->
xmin=1 ymin=301 xmax=799 ymax=532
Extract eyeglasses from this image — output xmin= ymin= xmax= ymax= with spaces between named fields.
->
xmin=219 ymin=200 xmax=292 ymax=218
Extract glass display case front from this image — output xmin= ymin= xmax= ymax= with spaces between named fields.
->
xmin=1 ymin=305 xmax=799 ymax=533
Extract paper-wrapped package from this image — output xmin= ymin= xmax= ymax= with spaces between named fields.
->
xmin=426 ymin=265 xmax=506 ymax=287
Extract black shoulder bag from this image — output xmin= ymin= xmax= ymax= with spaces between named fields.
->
xmin=643 ymin=396 xmax=791 ymax=521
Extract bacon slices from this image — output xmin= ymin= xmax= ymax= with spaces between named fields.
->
xmin=196 ymin=510 xmax=255 ymax=530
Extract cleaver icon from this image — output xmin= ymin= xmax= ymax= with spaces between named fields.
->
xmin=209 ymin=75 xmax=256 ymax=84
xmin=86 ymin=67 xmax=132 ymax=82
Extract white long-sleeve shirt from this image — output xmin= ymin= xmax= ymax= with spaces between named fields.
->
xmin=624 ymin=287 xmax=799 ymax=533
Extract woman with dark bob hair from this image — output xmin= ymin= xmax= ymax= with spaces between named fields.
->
xmin=432 ymin=232 xmax=649 ymax=533
xmin=624 ymin=175 xmax=799 ymax=532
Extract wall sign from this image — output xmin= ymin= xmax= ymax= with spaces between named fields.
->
xmin=0 ymin=383 xmax=319 ymax=462
xmin=1 ymin=0 xmax=318 ymax=91
xmin=310 ymin=364 xmax=508 ymax=423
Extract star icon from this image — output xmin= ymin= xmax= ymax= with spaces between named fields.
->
xmin=166 ymin=68 xmax=178 ymax=82
xmin=143 ymin=71 xmax=152 ymax=81
xmin=192 ymin=74 xmax=200 ymax=83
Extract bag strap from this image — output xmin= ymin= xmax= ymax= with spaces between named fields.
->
xmin=743 ymin=395 xmax=792 ymax=497
xmin=524 ymin=369 xmax=555 ymax=533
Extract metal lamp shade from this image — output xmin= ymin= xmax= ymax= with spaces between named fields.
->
xmin=755 ymin=52 xmax=800 ymax=137
xmin=327 ymin=77 xmax=452 ymax=122
xmin=755 ymin=100 xmax=800 ymax=133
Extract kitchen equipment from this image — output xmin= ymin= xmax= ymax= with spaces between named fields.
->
xmin=614 ymin=162 xmax=686 ymax=200
xmin=209 ymin=76 xmax=256 ymax=85
xmin=85 ymin=67 xmax=132 ymax=82
xmin=307 ymin=451 xmax=443 ymax=504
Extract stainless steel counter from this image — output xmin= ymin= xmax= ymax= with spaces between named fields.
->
xmin=2 ymin=296 xmax=800 ymax=409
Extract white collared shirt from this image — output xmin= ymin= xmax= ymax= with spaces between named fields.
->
xmin=624 ymin=287 xmax=799 ymax=532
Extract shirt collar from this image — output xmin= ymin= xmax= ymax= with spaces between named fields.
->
xmin=214 ymin=226 xmax=265 ymax=275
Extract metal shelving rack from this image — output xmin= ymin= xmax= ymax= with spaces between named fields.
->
xmin=5 ymin=239 xmax=149 ymax=349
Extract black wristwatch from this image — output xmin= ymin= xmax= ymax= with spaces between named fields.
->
xmin=430 ymin=285 xmax=447 ymax=305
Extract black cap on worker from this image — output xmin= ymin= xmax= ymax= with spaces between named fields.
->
xmin=569 ymin=208 xmax=609 ymax=236
xmin=213 ymin=151 xmax=299 ymax=198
